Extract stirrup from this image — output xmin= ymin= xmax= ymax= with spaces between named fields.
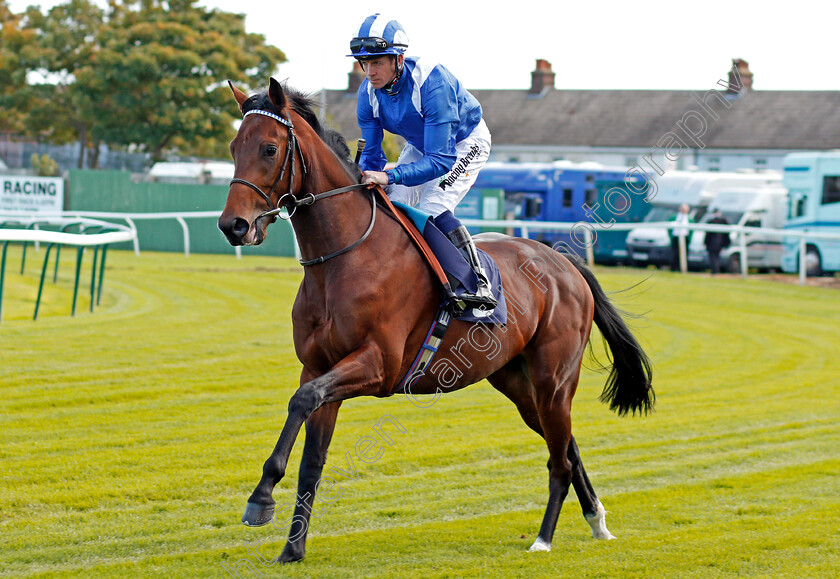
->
xmin=459 ymin=273 xmax=498 ymax=308
xmin=444 ymin=287 xmax=468 ymax=316
xmin=458 ymin=290 xmax=498 ymax=309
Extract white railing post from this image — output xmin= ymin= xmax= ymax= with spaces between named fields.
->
xmin=124 ymin=217 xmax=140 ymax=255
xmin=175 ymin=216 xmax=190 ymax=258
xmin=739 ymin=228 xmax=748 ymax=277
xmin=799 ymin=237 xmax=807 ymax=285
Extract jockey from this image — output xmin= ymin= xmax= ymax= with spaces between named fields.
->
xmin=349 ymin=13 xmax=497 ymax=309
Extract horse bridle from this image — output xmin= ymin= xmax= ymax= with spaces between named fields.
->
xmin=229 ymin=108 xmax=375 ymax=266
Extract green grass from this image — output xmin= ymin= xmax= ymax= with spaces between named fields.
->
xmin=1 ymin=247 xmax=838 ymax=578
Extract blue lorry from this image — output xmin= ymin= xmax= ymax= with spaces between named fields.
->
xmin=457 ymin=161 xmax=650 ymax=262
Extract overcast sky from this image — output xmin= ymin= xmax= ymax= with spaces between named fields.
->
xmin=10 ymin=0 xmax=837 ymax=93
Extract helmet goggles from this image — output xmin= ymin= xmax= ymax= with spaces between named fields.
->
xmin=350 ymin=36 xmax=407 ymax=57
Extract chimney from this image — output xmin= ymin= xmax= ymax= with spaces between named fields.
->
xmin=347 ymin=61 xmax=366 ymax=93
xmin=728 ymin=58 xmax=753 ymax=94
xmin=529 ymin=59 xmax=555 ymax=95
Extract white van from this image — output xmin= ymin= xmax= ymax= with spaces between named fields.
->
xmin=626 ymin=171 xmax=783 ymax=268
xmin=148 ymin=161 xmax=234 ymax=185
xmin=687 ymin=185 xmax=788 ymax=272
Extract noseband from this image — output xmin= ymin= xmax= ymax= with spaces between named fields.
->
xmin=229 ymin=108 xmax=373 ymax=266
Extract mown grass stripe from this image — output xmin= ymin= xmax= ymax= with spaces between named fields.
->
xmin=1 ymin=248 xmax=838 ymax=578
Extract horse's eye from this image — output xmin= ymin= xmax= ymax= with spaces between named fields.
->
xmin=265 ymin=145 xmax=277 ymax=157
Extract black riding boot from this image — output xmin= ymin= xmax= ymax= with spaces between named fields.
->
xmin=446 ymin=226 xmax=498 ymax=309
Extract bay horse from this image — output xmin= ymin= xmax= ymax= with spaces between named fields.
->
xmin=218 ymin=78 xmax=654 ymax=562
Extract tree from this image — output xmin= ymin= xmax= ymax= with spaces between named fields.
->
xmin=0 ymin=1 xmax=37 ymax=134
xmin=20 ymin=0 xmax=106 ymax=167
xmin=16 ymin=0 xmax=285 ymax=167
xmin=30 ymin=153 xmax=60 ymax=176
xmin=88 ymin=0 xmax=285 ymax=162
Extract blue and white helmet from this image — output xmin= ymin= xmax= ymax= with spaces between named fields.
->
xmin=348 ymin=14 xmax=409 ymax=58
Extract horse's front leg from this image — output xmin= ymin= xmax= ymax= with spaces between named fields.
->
xmin=276 ymin=400 xmax=342 ymax=563
xmin=242 ymin=343 xmax=386 ymax=526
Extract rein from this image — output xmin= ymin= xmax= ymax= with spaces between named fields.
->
xmin=229 ymin=108 xmax=373 ymax=267
xmin=298 ymin=187 xmax=376 ymax=266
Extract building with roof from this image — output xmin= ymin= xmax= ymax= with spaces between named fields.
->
xmin=318 ymin=58 xmax=839 ymax=174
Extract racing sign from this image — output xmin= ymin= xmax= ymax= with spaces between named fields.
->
xmin=0 ymin=176 xmax=64 ymax=214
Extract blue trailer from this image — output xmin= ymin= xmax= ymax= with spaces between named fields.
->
xmin=458 ymin=161 xmax=649 ymax=261
xmin=591 ymin=178 xmax=653 ymax=264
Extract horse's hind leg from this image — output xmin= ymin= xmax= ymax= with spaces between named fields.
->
xmin=568 ymin=435 xmax=615 ymax=540
xmin=488 ymin=360 xmax=565 ymax=551
xmin=488 ymin=359 xmax=578 ymax=551
xmin=490 ymin=357 xmax=612 ymax=551
xmin=527 ymin=336 xmax=595 ymax=552
xmin=526 ymin=393 xmax=573 ymax=552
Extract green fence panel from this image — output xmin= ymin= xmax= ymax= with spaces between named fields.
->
xmin=67 ymin=170 xmax=296 ymax=257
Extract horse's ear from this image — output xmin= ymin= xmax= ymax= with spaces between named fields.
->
xmin=268 ymin=77 xmax=287 ymax=111
xmin=228 ymin=80 xmax=249 ymax=113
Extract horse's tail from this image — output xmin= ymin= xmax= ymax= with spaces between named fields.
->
xmin=570 ymin=257 xmax=655 ymax=416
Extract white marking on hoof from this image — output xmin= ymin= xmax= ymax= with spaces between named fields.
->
xmin=528 ymin=537 xmax=552 ymax=552
xmin=585 ymin=501 xmax=616 ymax=540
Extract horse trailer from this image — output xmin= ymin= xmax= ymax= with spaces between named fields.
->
xmin=782 ymin=152 xmax=840 ymax=275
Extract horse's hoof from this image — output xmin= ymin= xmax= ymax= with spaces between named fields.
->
xmin=277 ymin=550 xmax=305 ymax=564
xmin=242 ymin=502 xmax=275 ymax=527
xmin=586 ymin=502 xmax=616 ymax=539
xmin=278 ymin=538 xmax=305 ymax=562
xmin=528 ymin=537 xmax=552 ymax=552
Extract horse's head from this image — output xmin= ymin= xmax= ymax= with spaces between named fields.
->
xmin=219 ymin=78 xmax=304 ymax=246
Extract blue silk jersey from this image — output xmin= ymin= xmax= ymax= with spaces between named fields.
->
xmin=356 ymin=57 xmax=483 ymax=187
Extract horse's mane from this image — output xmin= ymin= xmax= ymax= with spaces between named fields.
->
xmin=242 ymin=85 xmax=362 ymax=181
